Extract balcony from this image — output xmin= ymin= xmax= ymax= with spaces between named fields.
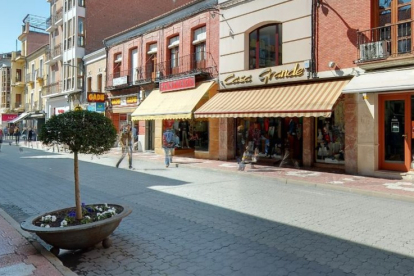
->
xmin=46 ymin=16 xmax=55 ymax=32
xmin=55 ymin=8 xmax=63 ymax=26
xmin=15 ymin=76 xmax=24 ymax=87
xmin=106 ymin=70 xmax=130 ymax=90
xmin=45 ymin=44 xmax=62 ymax=64
xmin=155 ymin=52 xmax=218 ymax=82
xmin=42 ymin=81 xmax=62 ymax=96
xmin=26 ymin=73 xmax=34 ymax=85
xmin=35 ymin=69 xmax=44 ymax=81
xmin=357 ymin=20 xmax=414 ymax=70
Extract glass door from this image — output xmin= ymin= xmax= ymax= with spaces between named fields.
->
xmin=379 ymin=94 xmax=411 ymax=171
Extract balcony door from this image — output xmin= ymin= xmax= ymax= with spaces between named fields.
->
xmin=379 ymin=94 xmax=411 ymax=171
xmin=374 ymin=0 xmax=413 ymax=56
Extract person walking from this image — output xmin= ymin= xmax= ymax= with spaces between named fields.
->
xmin=0 ymin=128 xmax=3 ymax=152
xmin=162 ymin=128 xmax=176 ymax=168
xmin=14 ymin=126 xmax=20 ymax=145
xmin=116 ymin=124 xmax=133 ymax=169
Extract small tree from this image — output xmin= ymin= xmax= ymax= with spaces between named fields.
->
xmin=38 ymin=110 xmax=117 ymax=220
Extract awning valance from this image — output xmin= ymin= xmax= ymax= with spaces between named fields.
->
xmin=342 ymin=68 xmax=414 ymax=94
xmin=131 ymin=81 xmax=216 ymax=121
xmin=111 ymin=106 xmax=137 ymax=114
xmin=9 ymin=112 xmax=30 ymax=123
xmin=194 ymin=79 xmax=349 ymax=118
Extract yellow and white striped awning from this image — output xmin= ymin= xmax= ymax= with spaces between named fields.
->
xmin=194 ymin=79 xmax=350 ymax=118
xmin=131 ymin=81 xmax=216 ymax=121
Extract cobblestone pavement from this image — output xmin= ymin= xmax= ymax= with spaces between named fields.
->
xmin=1 ymin=142 xmax=414 ymax=275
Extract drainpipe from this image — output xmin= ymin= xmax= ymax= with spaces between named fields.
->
xmin=311 ymin=0 xmax=317 ymax=78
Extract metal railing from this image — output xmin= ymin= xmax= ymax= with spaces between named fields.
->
xmin=357 ymin=20 xmax=414 ymax=62
xmin=155 ymin=52 xmax=218 ymax=81
xmin=42 ymin=81 xmax=62 ymax=96
xmin=46 ymin=44 xmax=62 ymax=60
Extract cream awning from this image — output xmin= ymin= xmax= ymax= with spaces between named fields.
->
xmin=194 ymin=79 xmax=349 ymax=118
xmin=342 ymin=68 xmax=414 ymax=93
xmin=111 ymin=106 xmax=137 ymax=114
xmin=9 ymin=112 xmax=30 ymax=123
xmin=131 ymin=81 xmax=216 ymax=121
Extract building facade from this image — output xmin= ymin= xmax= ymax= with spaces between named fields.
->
xmin=0 ymin=53 xmax=14 ymax=127
xmin=105 ymin=0 xmax=220 ymax=158
xmin=195 ymin=0 xmax=352 ymax=171
xmin=83 ymin=48 xmax=106 ymax=115
xmin=329 ymin=0 xmax=414 ymax=178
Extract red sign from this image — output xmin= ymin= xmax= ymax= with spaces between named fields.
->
xmin=2 ymin=114 xmax=18 ymax=122
xmin=160 ymin=76 xmax=195 ymax=92
xmin=87 ymin=92 xmax=106 ymax=103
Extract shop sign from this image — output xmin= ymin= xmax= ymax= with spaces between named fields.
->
xmin=126 ymin=96 xmax=138 ymax=104
xmin=221 ymin=63 xmax=306 ymax=89
xmin=160 ymin=76 xmax=195 ymax=92
xmin=96 ymin=103 xmax=105 ymax=112
xmin=87 ymin=103 xmax=96 ymax=112
xmin=111 ymin=98 xmax=121 ymax=106
xmin=87 ymin=92 xmax=106 ymax=103
xmin=55 ymin=106 xmax=69 ymax=115
xmin=1 ymin=114 xmax=18 ymax=122
xmin=113 ymin=76 xmax=128 ymax=86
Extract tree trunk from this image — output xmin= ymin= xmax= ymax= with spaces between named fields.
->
xmin=74 ymin=151 xmax=82 ymax=220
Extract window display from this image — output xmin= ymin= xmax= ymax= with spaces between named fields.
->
xmin=315 ymin=97 xmax=345 ymax=164
xmin=162 ymin=119 xmax=209 ymax=151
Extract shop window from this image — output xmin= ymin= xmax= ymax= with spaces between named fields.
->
xmin=315 ymin=97 xmax=345 ymax=164
xmin=163 ymin=119 xmax=209 ymax=151
xmin=249 ymin=24 xmax=282 ymax=69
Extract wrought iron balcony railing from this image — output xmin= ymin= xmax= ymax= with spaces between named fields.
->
xmin=357 ymin=20 xmax=414 ymax=63
xmin=155 ymin=52 xmax=218 ymax=81
xmin=42 ymin=81 xmax=62 ymax=96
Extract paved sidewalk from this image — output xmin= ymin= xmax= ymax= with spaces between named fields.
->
xmin=0 ymin=208 xmax=76 ymax=276
xmin=3 ymin=140 xmax=414 ymax=276
xmin=18 ymin=140 xmax=414 ymax=203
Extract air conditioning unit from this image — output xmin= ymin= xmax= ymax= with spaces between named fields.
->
xmin=359 ymin=41 xmax=387 ymax=61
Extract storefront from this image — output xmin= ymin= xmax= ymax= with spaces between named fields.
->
xmin=343 ymin=67 xmax=414 ymax=176
xmin=195 ymin=75 xmax=350 ymax=168
xmin=108 ymin=93 xmax=139 ymax=132
xmin=131 ymin=79 xmax=217 ymax=158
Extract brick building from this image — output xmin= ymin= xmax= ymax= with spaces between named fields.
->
xmin=105 ymin=0 xmax=219 ymax=157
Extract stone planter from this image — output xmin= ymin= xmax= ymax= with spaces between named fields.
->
xmin=21 ymin=204 xmax=132 ymax=256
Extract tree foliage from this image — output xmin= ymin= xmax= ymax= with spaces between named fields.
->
xmin=38 ymin=110 xmax=117 ymax=154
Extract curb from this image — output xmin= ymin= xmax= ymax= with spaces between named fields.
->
xmin=0 ymin=208 xmax=77 ymax=276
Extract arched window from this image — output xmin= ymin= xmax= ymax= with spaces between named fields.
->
xmin=249 ymin=24 xmax=282 ymax=69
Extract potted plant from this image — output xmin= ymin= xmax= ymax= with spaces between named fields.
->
xmin=21 ymin=109 xmax=132 ymax=256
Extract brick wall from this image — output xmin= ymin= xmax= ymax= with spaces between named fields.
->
xmin=316 ymin=1 xmax=371 ymax=71
xmin=26 ymin=33 xmax=48 ymax=56
xmin=85 ymin=0 xmax=195 ymax=54
xmin=106 ymin=10 xmax=219 ymax=82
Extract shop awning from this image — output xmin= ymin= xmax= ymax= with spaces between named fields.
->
xmin=131 ymin=81 xmax=216 ymax=121
xmin=342 ymin=68 xmax=414 ymax=94
xmin=9 ymin=112 xmax=30 ymax=123
xmin=111 ymin=106 xmax=137 ymax=114
xmin=194 ymin=79 xmax=349 ymax=118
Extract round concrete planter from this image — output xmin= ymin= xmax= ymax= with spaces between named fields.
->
xmin=21 ymin=204 xmax=132 ymax=255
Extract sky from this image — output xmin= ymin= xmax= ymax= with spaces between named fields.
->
xmin=0 ymin=0 xmax=50 ymax=54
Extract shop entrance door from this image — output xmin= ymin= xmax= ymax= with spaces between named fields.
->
xmin=379 ymin=94 xmax=411 ymax=171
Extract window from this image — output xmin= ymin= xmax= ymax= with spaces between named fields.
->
xmin=249 ymin=24 xmax=282 ymax=69
xmin=97 ymin=74 xmax=102 ymax=92
xmin=67 ymin=19 xmax=72 ymax=49
xmin=374 ymin=0 xmax=412 ymax=54
xmin=78 ymin=0 xmax=85 ymax=7
xmin=168 ymin=36 xmax=179 ymax=70
xmin=193 ymin=26 xmax=206 ymax=69
xmin=147 ymin=44 xmax=157 ymax=79
xmin=16 ymin=69 xmax=22 ymax=82
xmin=113 ymin=53 xmax=122 ymax=78
xmin=87 ymin=77 xmax=92 ymax=92
xmin=78 ymin=17 xmax=85 ymax=47
xmin=130 ymin=48 xmax=138 ymax=83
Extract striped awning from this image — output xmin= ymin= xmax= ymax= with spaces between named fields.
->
xmin=131 ymin=81 xmax=216 ymax=121
xmin=194 ymin=79 xmax=350 ymax=118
